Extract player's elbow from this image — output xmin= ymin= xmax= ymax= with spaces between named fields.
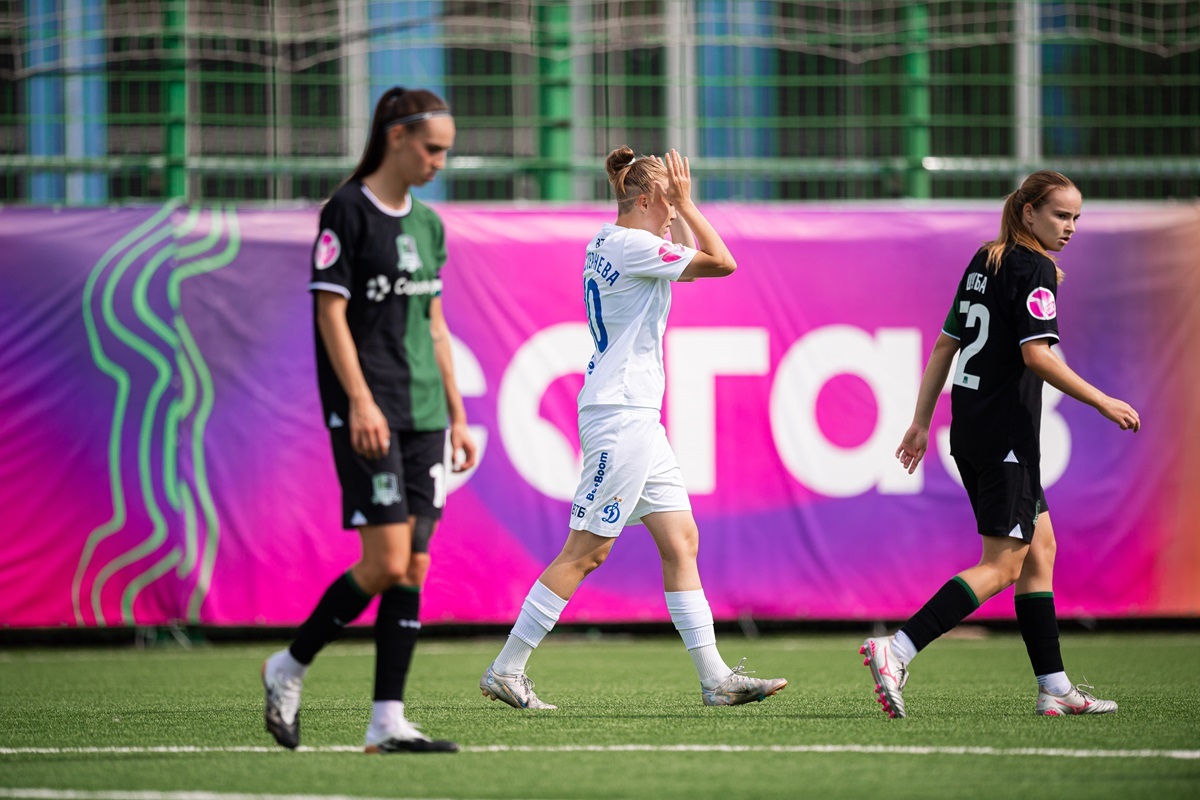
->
xmin=1021 ymin=341 xmax=1055 ymax=374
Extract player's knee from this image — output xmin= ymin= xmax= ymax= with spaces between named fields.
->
xmin=656 ymin=534 xmax=698 ymax=565
xmin=578 ymin=547 xmax=609 ymax=575
xmin=405 ymin=553 xmax=431 ymax=586
xmin=365 ymin=551 xmax=412 ymax=588
xmin=352 ymin=563 xmax=402 ymax=595
xmin=977 ymin=555 xmax=1022 ymax=590
xmin=996 ymin=560 xmax=1024 ymax=587
xmin=1035 ymin=534 xmax=1057 ymax=565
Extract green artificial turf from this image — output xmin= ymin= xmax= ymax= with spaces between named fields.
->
xmin=1 ymin=632 xmax=1198 ymax=799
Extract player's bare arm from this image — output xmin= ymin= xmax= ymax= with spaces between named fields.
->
xmin=897 ymin=332 xmax=959 ymax=474
xmin=657 ymin=149 xmax=736 ymax=280
xmin=1021 ymin=339 xmax=1141 ymax=432
xmin=315 ymin=290 xmax=392 ymax=459
xmin=430 ymin=297 xmax=478 ymax=471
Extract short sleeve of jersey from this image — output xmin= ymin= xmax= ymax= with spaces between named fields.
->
xmin=1015 ymin=257 xmax=1060 ymax=345
xmin=432 ymin=212 xmax=447 ymax=296
xmin=942 ymin=287 xmax=964 ymax=339
xmin=620 ymin=229 xmax=697 ymax=280
xmin=309 ymin=194 xmax=359 ymax=298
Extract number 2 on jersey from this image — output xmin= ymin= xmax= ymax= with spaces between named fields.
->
xmin=585 ymin=277 xmax=609 ymax=352
xmin=953 ymin=301 xmax=990 ymax=390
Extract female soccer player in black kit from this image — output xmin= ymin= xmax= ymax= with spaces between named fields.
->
xmin=861 ymin=170 xmax=1140 ymax=718
xmin=262 ymin=87 xmax=477 ymax=753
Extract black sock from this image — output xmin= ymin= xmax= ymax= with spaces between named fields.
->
xmin=1015 ymin=592 xmax=1064 ymax=676
xmin=899 ymin=576 xmax=981 ymax=652
xmin=289 ymin=571 xmax=372 ymax=665
xmin=374 ymin=585 xmax=421 ymax=702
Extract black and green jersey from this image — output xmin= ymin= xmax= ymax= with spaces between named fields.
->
xmin=942 ymin=244 xmax=1060 ymax=466
xmin=309 ymin=181 xmax=448 ymax=432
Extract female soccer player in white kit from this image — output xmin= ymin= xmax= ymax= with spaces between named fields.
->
xmin=479 ymin=147 xmax=787 ymax=709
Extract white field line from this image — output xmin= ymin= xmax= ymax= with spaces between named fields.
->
xmin=0 ymin=744 xmax=1197 ymax=760
xmin=3 ymin=635 xmax=1198 ymax=663
xmin=0 ymin=792 xmax=472 ymax=800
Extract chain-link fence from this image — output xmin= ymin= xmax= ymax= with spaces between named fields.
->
xmin=3 ymin=0 xmax=1198 ymax=204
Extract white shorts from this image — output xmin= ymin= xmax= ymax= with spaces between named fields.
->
xmin=567 ymin=405 xmax=691 ymax=537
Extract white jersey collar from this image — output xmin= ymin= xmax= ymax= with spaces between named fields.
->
xmin=360 ymin=183 xmax=412 ymax=217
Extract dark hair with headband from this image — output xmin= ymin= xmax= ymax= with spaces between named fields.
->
xmin=348 ymin=87 xmax=451 ymax=184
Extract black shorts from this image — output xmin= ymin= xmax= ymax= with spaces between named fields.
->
xmin=329 ymin=428 xmax=448 ymax=539
xmin=954 ymin=455 xmax=1048 ymax=544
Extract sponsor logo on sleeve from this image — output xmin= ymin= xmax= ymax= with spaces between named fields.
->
xmin=658 ymin=242 xmax=686 ymax=263
xmin=314 ymin=228 xmax=341 ymax=270
xmin=1026 ymin=287 xmax=1057 ymax=320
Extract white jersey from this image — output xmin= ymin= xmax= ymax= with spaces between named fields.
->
xmin=577 ymin=223 xmax=698 ymax=410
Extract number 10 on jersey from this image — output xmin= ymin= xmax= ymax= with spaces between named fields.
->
xmin=586 ymin=277 xmax=608 ymax=352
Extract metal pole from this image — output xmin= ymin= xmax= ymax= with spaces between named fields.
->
xmin=1015 ymin=0 xmax=1042 ymax=182
xmin=341 ymin=0 xmax=369 ymax=170
xmin=570 ymin=0 xmax=592 ymax=201
xmin=665 ymin=0 xmax=696 ymax=161
xmin=537 ymin=0 xmax=572 ymax=201
xmin=163 ymin=0 xmax=188 ymax=200
xmin=272 ymin=0 xmax=292 ymax=201
xmin=902 ymin=1 xmax=931 ymax=199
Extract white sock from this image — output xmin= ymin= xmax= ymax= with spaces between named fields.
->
xmin=367 ymin=699 xmax=404 ymax=736
xmin=890 ymin=631 xmax=918 ymax=666
xmin=493 ymin=581 xmax=567 ymax=675
xmin=665 ymin=589 xmax=730 ymax=689
xmin=273 ymin=649 xmax=308 ymax=680
xmin=1037 ymin=671 xmax=1072 ymax=695
xmin=493 ymin=635 xmax=534 ymax=676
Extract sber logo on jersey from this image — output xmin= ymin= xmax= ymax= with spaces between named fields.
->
xmin=1027 ymin=287 xmax=1057 ymax=320
xmin=314 ymin=229 xmax=341 ymax=270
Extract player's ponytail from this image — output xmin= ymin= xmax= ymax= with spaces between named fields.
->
xmin=605 ymin=145 xmax=666 ymax=214
xmin=347 ymin=87 xmax=450 ymax=185
xmin=984 ymin=170 xmax=1076 ymax=282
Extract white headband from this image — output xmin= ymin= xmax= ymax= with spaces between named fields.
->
xmin=386 ymin=109 xmax=451 ymax=129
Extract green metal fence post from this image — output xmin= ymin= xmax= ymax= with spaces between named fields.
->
xmin=163 ymin=0 xmax=187 ymax=200
xmin=902 ymin=2 xmax=931 ymax=199
xmin=536 ymin=0 xmax=572 ymax=201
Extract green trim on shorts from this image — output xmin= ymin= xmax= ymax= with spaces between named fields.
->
xmin=1015 ymin=591 xmax=1055 ymax=602
xmin=395 ymin=583 xmax=421 ymax=594
xmin=952 ymin=575 xmax=981 ymax=609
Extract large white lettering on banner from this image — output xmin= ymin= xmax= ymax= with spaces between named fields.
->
xmin=461 ymin=326 xmax=1072 ymax=500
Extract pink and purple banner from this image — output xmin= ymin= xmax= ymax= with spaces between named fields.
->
xmin=2 ymin=202 xmax=1198 ymax=628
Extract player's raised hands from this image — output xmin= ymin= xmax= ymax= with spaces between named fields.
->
xmin=659 ymin=149 xmax=692 ymax=207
